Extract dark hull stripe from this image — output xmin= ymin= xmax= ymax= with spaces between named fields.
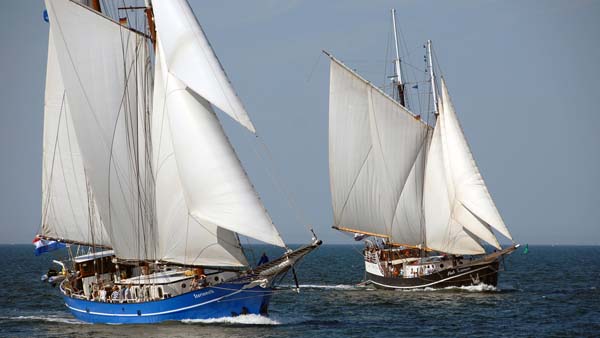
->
xmin=367 ymin=260 xmax=499 ymax=290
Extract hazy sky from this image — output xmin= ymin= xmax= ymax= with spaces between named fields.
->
xmin=1 ymin=0 xmax=599 ymax=245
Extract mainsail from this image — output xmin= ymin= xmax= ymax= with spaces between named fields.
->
xmin=328 ymin=58 xmax=430 ymax=245
xmin=46 ymin=0 xmax=157 ymax=260
xmin=41 ymin=26 xmax=109 ymax=247
xmin=327 ymin=56 xmax=512 ymax=255
xmin=41 ymin=0 xmax=286 ymax=266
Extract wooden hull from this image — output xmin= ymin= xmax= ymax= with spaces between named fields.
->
xmin=367 ymin=259 xmax=500 ymax=290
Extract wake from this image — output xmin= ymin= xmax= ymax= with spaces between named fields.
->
xmin=0 ymin=315 xmax=89 ymax=325
xmin=182 ymin=314 xmax=280 ymax=325
xmin=396 ymin=283 xmax=500 ymax=292
xmin=277 ymin=284 xmax=362 ymax=290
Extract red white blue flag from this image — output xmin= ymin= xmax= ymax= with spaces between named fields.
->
xmin=32 ymin=237 xmax=66 ymax=256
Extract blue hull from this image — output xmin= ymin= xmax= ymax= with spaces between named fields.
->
xmin=63 ymin=283 xmax=272 ymax=324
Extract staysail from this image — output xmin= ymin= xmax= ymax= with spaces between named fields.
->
xmin=423 ymin=79 xmax=512 ymax=253
xmin=152 ymin=43 xmax=249 ymax=266
xmin=328 ymin=57 xmax=430 ymax=245
xmin=41 ymin=25 xmax=110 ymax=247
xmin=153 ymin=35 xmax=285 ymax=248
xmin=151 ymin=0 xmax=256 ymax=133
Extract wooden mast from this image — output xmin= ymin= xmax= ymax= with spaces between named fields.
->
xmin=145 ymin=4 xmax=156 ymax=48
xmin=90 ymin=0 xmax=101 ymax=12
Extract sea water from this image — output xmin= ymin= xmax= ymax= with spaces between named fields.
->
xmin=1 ymin=244 xmax=599 ymax=337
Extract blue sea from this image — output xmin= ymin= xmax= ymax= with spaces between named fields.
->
xmin=0 ymin=244 xmax=599 ymax=337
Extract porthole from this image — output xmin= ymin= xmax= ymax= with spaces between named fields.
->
xmin=181 ymin=283 xmax=187 ymax=288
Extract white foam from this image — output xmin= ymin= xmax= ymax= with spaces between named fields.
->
xmin=2 ymin=315 xmax=89 ymax=325
xmin=454 ymin=283 xmax=499 ymax=292
xmin=278 ymin=284 xmax=359 ymax=290
xmin=182 ymin=314 xmax=280 ymax=325
xmin=396 ymin=283 xmax=499 ymax=292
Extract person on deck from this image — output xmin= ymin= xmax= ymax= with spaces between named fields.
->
xmin=257 ymin=252 xmax=269 ymax=266
xmin=111 ymin=286 xmax=120 ymax=303
xmin=99 ymin=285 xmax=107 ymax=302
xmin=123 ymin=284 xmax=132 ymax=301
xmin=191 ymin=276 xmax=199 ymax=290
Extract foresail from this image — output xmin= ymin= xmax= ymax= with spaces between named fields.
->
xmin=423 ymin=111 xmax=485 ymax=255
xmin=390 ymin=134 xmax=429 ymax=246
xmin=328 ymin=58 xmax=429 ymax=244
xmin=438 ymin=78 xmax=512 ymax=242
xmin=46 ymin=0 xmax=157 ymax=260
xmin=41 ymin=26 xmax=110 ymax=247
xmin=152 ymin=44 xmax=248 ymax=266
xmin=152 ymin=0 xmax=256 ymax=133
xmin=156 ymin=39 xmax=285 ymax=248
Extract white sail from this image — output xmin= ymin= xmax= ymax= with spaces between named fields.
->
xmin=328 ymin=58 xmax=429 ymax=243
xmin=46 ymin=0 xmax=157 ymax=260
xmin=152 ymin=43 xmax=248 ymax=266
xmin=423 ymin=106 xmax=486 ymax=254
xmin=155 ymin=37 xmax=285 ymax=248
xmin=152 ymin=0 xmax=256 ymax=133
xmin=41 ymin=26 xmax=110 ymax=247
xmin=437 ymin=78 xmax=512 ymax=242
xmin=390 ymin=136 xmax=429 ymax=246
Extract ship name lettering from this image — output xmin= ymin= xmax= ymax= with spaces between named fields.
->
xmin=193 ymin=290 xmax=215 ymax=299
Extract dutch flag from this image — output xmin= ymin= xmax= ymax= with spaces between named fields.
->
xmin=32 ymin=237 xmax=65 ymax=256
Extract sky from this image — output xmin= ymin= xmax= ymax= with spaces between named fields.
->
xmin=0 ymin=0 xmax=599 ymax=246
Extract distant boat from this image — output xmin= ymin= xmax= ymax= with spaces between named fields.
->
xmin=325 ymin=9 xmax=517 ymax=290
xmin=37 ymin=0 xmax=319 ymax=324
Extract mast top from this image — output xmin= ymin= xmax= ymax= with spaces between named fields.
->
xmin=390 ymin=9 xmax=406 ymax=107
xmin=426 ymin=39 xmax=438 ymax=115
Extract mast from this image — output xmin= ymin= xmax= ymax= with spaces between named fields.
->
xmin=391 ymin=9 xmax=406 ymax=107
xmin=144 ymin=0 xmax=156 ymax=47
xmin=426 ymin=40 xmax=438 ymax=114
xmin=90 ymin=0 xmax=101 ymax=12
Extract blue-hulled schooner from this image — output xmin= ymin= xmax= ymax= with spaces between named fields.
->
xmin=327 ymin=10 xmax=517 ymax=290
xmin=37 ymin=0 xmax=319 ymax=323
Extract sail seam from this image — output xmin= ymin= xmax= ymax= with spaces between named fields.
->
xmin=335 ymin=146 xmax=373 ymax=226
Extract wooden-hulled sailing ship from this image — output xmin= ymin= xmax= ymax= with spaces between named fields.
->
xmin=37 ymin=0 xmax=320 ymax=323
xmin=326 ymin=10 xmax=517 ymax=290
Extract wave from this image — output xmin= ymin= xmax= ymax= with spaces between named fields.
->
xmin=0 ymin=315 xmax=89 ymax=325
xmin=396 ymin=283 xmax=499 ymax=292
xmin=182 ymin=314 xmax=280 ymax=325
xmin=277 ymin=284 xmax=360 ymax=290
